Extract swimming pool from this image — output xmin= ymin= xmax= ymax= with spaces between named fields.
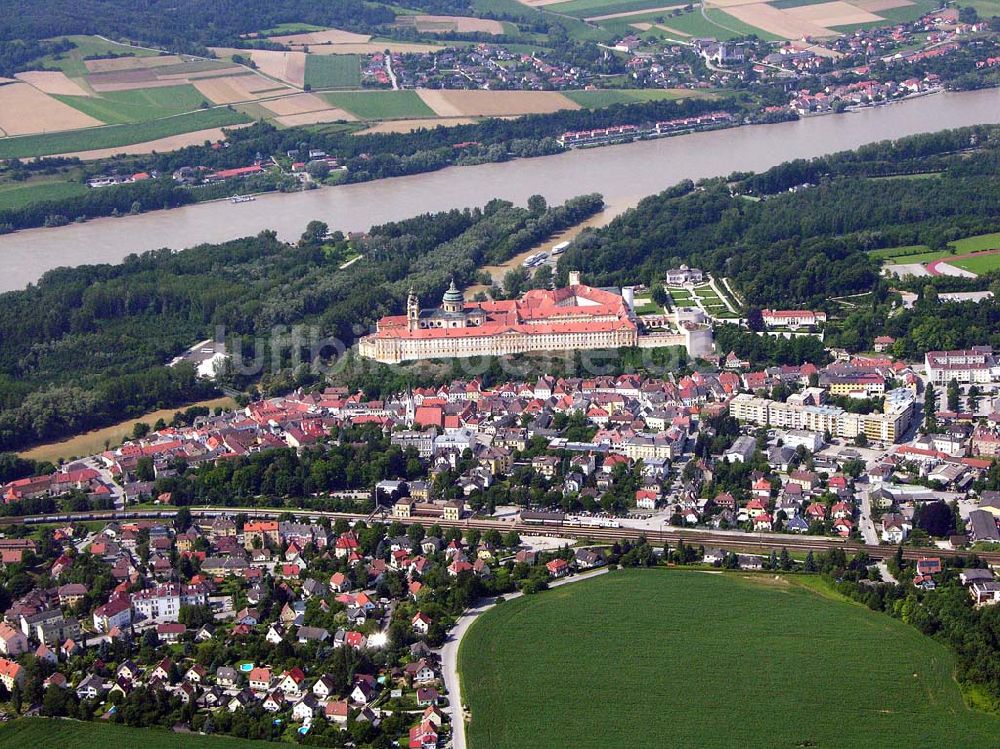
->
xmin=239 ymin=662 xmax=254 ymax=673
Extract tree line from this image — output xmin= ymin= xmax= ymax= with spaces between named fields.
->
xmin=0 ymin=194 xmax=603 ymax=451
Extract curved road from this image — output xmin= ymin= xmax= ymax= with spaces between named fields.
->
xmin=439 ymin=567 xmax=609 ymax=749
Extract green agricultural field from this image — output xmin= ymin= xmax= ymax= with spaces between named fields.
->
xmin=650 ymin=8 xmax=781 ymax=40
xmin=0 ymin=108 xmax=251 ymax=160
xmin=957 ymin=0 xmax=1000 ymax=16
xmin=563 ymin=88 xmax=707 ymax=108
xmin=878 ymin=0 xmax=940 ymax=22
xmin=0 ymin=179 xmax=88 ymax=211
xmin=55 ymin=84 xmax=211 ymax=125
xmin=304 ymin=55 xmax=362 ymax=89
xmin=461 ymin=570 xmax=1000 ymax=749
xmin=704 ymin=7 xmax=785 ymax=39
xmin=473 ymin=0 xmax=615 ymax=40
xmin=322 ymin=90 xmax=436 ymax=119
xmin=38 ymin=35 xmax=159 ymax=77
xmin=950 ymin=251 xmax=1000 ymax=275
xmin=544 ymin=0 xmax=685 ymax=19
xmin=828 ymin=19 xmax=887 ymax=32
xmin=0 ymin=717 xmax=280 ymax=749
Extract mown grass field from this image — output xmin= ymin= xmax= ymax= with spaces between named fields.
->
xmin=0 ymin=717 xmax=279 ymax=749
xmin=55 ymin=84 xmax=211 ymax=125
xmin=322 ymin=90 xmax=436 ymax=119
xmin=460 ymin=569 xmax=1000 ymax=749
xmin=0 ymin=108 xmax=250 ymax=159
xmin=704 ymin=7 xmax=785 ymax=40
xmin=950 ymin=231 xmax=1000 ymax=253
xmin=304 ymin=54 xmax=362 ymax=89
xmin=563 ymin=88 xmax=706 ymax=108
xmin=39 ymin=35 xmax=159 ymax=77
xmin=0 ymin=179 xmax=88 ymax=211
xmin=633 ymin=300 xmax=664 ymax=314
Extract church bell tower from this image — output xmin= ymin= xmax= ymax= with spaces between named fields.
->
xmin=407 ymin=286 xmax=419 ymax=332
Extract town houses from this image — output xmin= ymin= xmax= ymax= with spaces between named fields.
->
xmin=0 ymin=499 xmax=614 ymax=747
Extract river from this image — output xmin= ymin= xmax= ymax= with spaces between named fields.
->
xmin=2 ymin=88 xmax=1000 ymax=292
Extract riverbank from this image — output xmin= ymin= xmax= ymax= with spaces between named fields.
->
xmin=2 ymin=87 xmax=999 ymax=292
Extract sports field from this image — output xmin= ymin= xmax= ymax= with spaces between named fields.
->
xmin=0 ymin=108 xmax=250 ymax=160
xmin=949 ymin=251 xmax=1000 ymax=275
xmin=872 ymin=231 xmax=1000 ymax=272
xmin=460 ymin=570 xmax=1000 ymax=749
xmin=55 ymin=84 xmax=210 ymax=124
xmin=323 ymin=89 xmax=436 ymax=119
xmin=0 ymin=717 xmax=278 ymax=749
xmin=304 ymin=54 xmax=362 ymax=89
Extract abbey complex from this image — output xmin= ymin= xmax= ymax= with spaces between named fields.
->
xmin=359 ymin=273 xmax=713 ymax=364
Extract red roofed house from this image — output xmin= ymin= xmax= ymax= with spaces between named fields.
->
xmin=412 ymin=612 xmax=432 ymax=635
xmin=409 ymin=720 xmax=438 ymax=749
xmin=546 ymin=558 xmax=570 ymax=578
xmin=0 ymin=657 xmax=23 ymax=691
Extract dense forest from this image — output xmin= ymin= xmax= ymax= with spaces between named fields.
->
xmin=0 ymin=193 xmax=603 ymax=451
xmin=0 ymin=0 xmax=393 ymax=52
xmin=0 ymin=37 xmax=74 ymax=77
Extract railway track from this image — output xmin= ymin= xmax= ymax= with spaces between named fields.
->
xmin=4 ymin=506 xmax=993 ymax=565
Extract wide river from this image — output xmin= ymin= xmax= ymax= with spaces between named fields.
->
xmin=3 ymin=88 xmax=1000 ymax=292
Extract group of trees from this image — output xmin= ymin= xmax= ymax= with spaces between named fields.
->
xmin=0 ymin=37 xmax=73 ymax=77
xmin=0 ymin=195 xmax=602 ymax=451
xmin=0 ymin=0 xmax=394 ymax=53
xmin=156 ymin=431 xmax=423 ymax=505
xmin=836 ymin=554 xmax=1000 ymax=707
